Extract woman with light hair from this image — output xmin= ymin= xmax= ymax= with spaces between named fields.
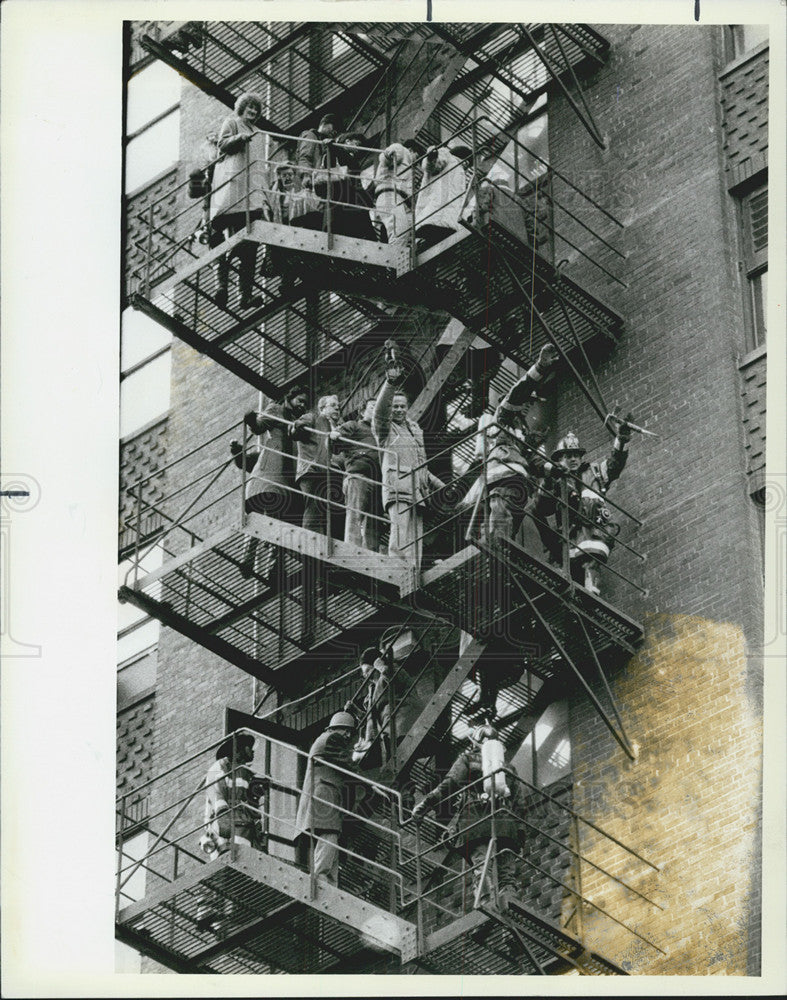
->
xmin=372 ymin=141 xmax=415 ymax=242
xmin=210 ymin=92 xmax=268 ymax=309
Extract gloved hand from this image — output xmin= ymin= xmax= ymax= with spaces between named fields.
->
xmin=386 ymin=363 xmax=404 ymax=386
xmin=411 ymin=799 xmax=428 ymax=821
xmin=244 ymin=410 xmax=259 ymax=431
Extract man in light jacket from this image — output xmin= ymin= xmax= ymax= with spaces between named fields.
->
xmin=372 ymin=361 xmax=444 ymax=572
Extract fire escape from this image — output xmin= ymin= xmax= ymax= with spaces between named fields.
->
xmin=118 ymin=21 xmax=659 ymax=974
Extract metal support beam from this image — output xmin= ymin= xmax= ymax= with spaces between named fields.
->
xmin=118 ymin=584 xmax=291 ymax=693
xmin=130 ymin=293 xmax=280 ymax=397
xmin=379 ymin=638 xmax=487 ymax=783
xmin=409 ymin=320 xmax=479 ymax=421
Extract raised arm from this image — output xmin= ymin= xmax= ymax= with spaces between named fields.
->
xmin=503 ymin=343 xmax=559 ymax=412
xmin=372 ymin=372 xmax=399 ymax=443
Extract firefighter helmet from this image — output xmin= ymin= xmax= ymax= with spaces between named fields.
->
xmin=328 ymin=711 xmax=356 ymax=730
xmin=551 ymin=431 xmax=586 ymax=462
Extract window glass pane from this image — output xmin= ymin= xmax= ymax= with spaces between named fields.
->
xmin=120 ymin=350 xmax=171 ymax=437
xmin=732 ymin=24 xmax=769 ymax=57
xmin=125 ymin=110 xmax=181 ymax=193
xmin=118 ymin=618 xmax=159 ymax=665
xmin=121 ymin=306 xmax=172 ymax=373
xmin=751 ymin=270 xmax=767 ymax=345
xmin=127 ymin=61 xmax=182 ymax=134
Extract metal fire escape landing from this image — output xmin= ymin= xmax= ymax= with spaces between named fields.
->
xmin=116 ymin=728 xmax=662 ymax=975
xmin=139 ymin=22 xmax=392 ymax=136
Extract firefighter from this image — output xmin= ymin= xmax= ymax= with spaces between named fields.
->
xmin=463 ymin=343 xmax=559 ymax=543
xmin=294 ymin=712 xmax=357 ymax=887
xmin=412 ymin=724 xmax=525 ymax=906
xmin=533 ymin=418 xmax=633 ymax=595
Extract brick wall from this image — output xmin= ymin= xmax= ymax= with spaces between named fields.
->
xmin=119 ymin=416 xmax=169 ymax=553
xmin=125 ymin=167 xmax=181 ymax=301
xmin=739 ymin=348 xmax=767 ymax=494
xmin=719 ymin=45 xmax=768 ymax=187
xmin=546 ymin=25 xmax=763 ymax=974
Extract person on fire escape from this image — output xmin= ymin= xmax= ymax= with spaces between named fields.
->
xmin=532 ymin=417 xmax=633 ymax=596
xmin=196 ymin=732 xmax=261 ymax=930
xmin=463 ymin=342 xmax=560 ymax=543
xmin=210 ymin=93 xmax=268 ymax=310
xmin=414 ymin=142 xmax=470 ymax=251
xmin=294 ymin=712 xmax=357 ymax=888
xmin=373 ymin=355 xmax=445 ymax=572
xmin=412 ymin=724 xmax=525 ymax=906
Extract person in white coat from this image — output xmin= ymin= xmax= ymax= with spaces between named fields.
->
xmin=414 ymin=145 xmax=468 ymax=250
xmin=372 ymin=141 xmax=415 ymax=242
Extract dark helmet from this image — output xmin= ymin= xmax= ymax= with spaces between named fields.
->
xmin=551 ymin=431 xmax=586 ymax=463
xmin=328 ymin=711 xmax=356 ymax=731
xmin=216 ymin=732 xmax=255 ymax=760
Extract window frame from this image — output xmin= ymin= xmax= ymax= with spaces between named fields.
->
xmin=739 ymin=181 xmax=768 ymax=351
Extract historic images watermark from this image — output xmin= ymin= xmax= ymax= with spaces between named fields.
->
xmin=1 ymin=474 xmax=42 ymax=658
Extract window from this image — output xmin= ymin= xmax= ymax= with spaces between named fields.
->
xmin=740 ymin=184 xmax=768 ymax=349
xmin=120 ymin=305 xmax=171 ymax=372
xmin=511 ymin=701 xmax=572 ymax=789
xmin=120 ymin=350 xmax=171 ymax=436
xmin=125 ymin=111 xmax=181 ymax=193
xmin=730 ymin=24 xmax=769 ymax=59
xmin=125 ymin=60 xmax=182 ymax=193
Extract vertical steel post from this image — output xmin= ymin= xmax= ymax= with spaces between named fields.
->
xmin=325 ymin=142 xmax=333 ymax=251
xmin=414 ymin=821 xmax=425 ymax=954
xmin=240 ymin=418 xmax=248 ymax=528
xmin=409 ymin=164 xmax=417 ymax=270
xmin=229 ymin=732 xmax=237 ymax=862
xmin=572 ymin=813 xmax=585 ymax=944
xmin=115 ymin=794 xmax=127 ymax=921
xmin=489 ymin=772 xmax=499 ymax=909
xmin=133 ymin=483 xmax=142 ymax=586
xmin=560 ymin=475 xmax=572 ymax=581
xmin=308 ymin=760 xmax=317 ymax=899
xmin=244 ymin=141 xmax=251 ymax=232
xmin=144 ymin=204 xmax=154 ymax=298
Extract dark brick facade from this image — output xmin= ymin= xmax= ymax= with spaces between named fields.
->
xmin=719 ymin=44 xmax=769 ymax=189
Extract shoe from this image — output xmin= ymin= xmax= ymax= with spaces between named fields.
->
xmin=240 ymin=293 xmax=263 ymax=310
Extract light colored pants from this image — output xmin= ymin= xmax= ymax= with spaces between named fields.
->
xmin=314 ymin=832 xmax=340 ymax=885
xmin=387 ymin=500 xmax=422 ymax=570
xmin=344 ymin=474 xmax=380 ymax=551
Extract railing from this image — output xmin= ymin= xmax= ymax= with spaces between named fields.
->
xmin=116 ymin=728 xmax=663 ymax=960
xmin=126 ymin=130 xmax=401 ymax=300
xmin=400 ymin=764 xmax=663 ymax=955
xmin=119 ymin=405 xmax=644 ymax=606
xmin=126 ymin=119 xmax=624 ymax=304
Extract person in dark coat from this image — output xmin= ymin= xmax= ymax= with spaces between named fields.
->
xmin=292 ymin=113 xmax=339 ymax=230
xmin=532 ymin=419 xmax=633 ymax=595
xmin=295 ymin=711 xmax=357 ymax=887
xmin=412 ymin=725 xmax=525 ymax=905
xmin=325 ymin=131 xmax=376 ymax=241
xmin=230 ymin=386 xmax=308 ymax=578
xmin=332 ymin=397 xmax=383 ymax=551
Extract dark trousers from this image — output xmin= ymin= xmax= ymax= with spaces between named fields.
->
xmin=298 ymin=473 xmax=344 ymax=539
